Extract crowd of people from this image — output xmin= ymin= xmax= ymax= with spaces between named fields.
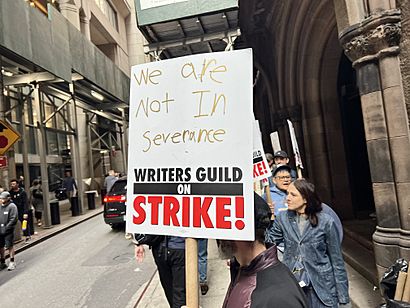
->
xmin=0 ymin=169 xmax=119 ymax=273
xmin=0 ymin=178 xmax=41 ymax=271
xmin=133 ymin=150 xmax=351 ymax=308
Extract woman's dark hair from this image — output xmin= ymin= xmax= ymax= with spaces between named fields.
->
xmin=292 ymin=179 xmax=322 ymax=227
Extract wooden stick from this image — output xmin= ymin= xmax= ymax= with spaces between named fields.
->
xmin=185 ymin=238 xmax=199 ymax=308
xmin=263 ymin=180 xmax=274 ymax=220
xmin=297 ymin=166 xmax=303 ymax=179
xmin=402 ymin=267 xmax=410 ymax=302
xmin=394 ymin=271 xmax=407 ymax=301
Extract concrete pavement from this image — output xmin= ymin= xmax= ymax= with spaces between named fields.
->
xmin=132 ymin=240 xmax=230 ymax=308
xmin=8 ymin=196 xmax=383 ymax=308
xmin=12 ymin=196 xmax=104 ymax=255
xmin=133 ymin=241 xmax=383 ymax=308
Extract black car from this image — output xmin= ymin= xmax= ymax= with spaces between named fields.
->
xmin=103 ymin=176 xmax=127 ymax=228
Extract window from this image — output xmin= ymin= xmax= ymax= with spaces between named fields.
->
xmin=94 ymin=0 xmax=118 ymax=30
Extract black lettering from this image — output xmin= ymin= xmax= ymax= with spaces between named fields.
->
xmin=233 ymin=167 xmax=243 ymax=182
xmin=196 ymin=167 xmax=206 ymax=182
xmin=148 ymin=169 xmax=155 ymax=181
xmin=184 ymin=168 xmax=192 ymax=181
xmin=134 ymin=169 xmax=147 ymax=182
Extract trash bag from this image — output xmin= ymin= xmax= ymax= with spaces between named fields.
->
xmin=380 ymin=259 xmax=409 ymax=308
xmin=385 ymin=299 xmax=410 ymax=308
xmin=54 ymin=187 xmax=68 ymax=201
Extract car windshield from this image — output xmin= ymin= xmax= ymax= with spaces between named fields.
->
xmin=109 ymin=180 xmax=127 ymax=195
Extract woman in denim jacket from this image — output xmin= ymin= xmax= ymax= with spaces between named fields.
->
xmin=266 ymin=179 xmax=350 ymax=307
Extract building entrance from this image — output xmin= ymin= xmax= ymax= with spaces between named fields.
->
xmin=338 ymin=55 xmax=375 ymax=218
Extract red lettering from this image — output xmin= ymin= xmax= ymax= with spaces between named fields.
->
xmin=216 ymin=197 xmax=231 ymax=229
xmin=253 ymin=163 xmax=259 ymax=177
xmin=163 ymin=196 xmax=180 ymax=226
xmin=193 ymin=197 xmax=214 ymax=228
xmin=235 ymin=196 xmax=245 ymax=230
xmin=133 ymin=196 xmax=146 ymax=224
xmin=148 ymin=196 xmax=162 ymax=225
xmin=182 ymin=196 xmax=190 ymax=227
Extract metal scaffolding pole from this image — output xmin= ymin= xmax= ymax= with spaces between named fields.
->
xmin=19 ymin=89 xmax=31 ymax=194
xmin=32 ymin=84 xmax=51 ymax=227
xmin=69 ymin=83 xmax=84 ymax=214
xmin=121 ymin=108 xmax=128 ymax=173
xmin=86 ymin=113 xmax=95 ymax=186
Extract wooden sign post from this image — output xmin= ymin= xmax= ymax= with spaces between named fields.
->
xmin=186 ymin=238 xmax=199 ymax=308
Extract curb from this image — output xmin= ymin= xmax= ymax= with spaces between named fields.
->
xmin=14 ymin=209 xmax=104 ymax=255
xmin=133 ymin=269 xmax=159 ymax=308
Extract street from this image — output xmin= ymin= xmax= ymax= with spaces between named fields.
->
xmin=0 ymin=215 xmax=157 ymax=308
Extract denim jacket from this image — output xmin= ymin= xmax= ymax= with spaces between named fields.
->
xmin=266 ymin=211 xmax=349 ymax=306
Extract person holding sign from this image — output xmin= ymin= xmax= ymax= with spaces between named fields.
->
xmin=266 ymin=179 xmax=350 ymax=308
xmin=262 ymin=164 xmax=292 ymax=216
xmin=273 ymin=151 xmax=297 ymax=180
xmin=221 ymin=193 xmax=307 ymax=308
xmin=134 ymin=236 xmax=186 ymax=308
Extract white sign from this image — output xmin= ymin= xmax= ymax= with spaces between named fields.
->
xmin=270 ymin=131 xmax=281 ymax=153
xmin=287 ymin=119 xmax=304 ymax=169
xmin=140 ymin=0 xmax=188 ymax=10
xmin=126 ymin=50 xmax=254 ymax=241
xmin=253 ymin=121 xmax=271 ymax=181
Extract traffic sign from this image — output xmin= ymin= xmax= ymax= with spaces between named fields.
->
xmin=0 ymin=156 xmax=7 ymax=169
xmin=0 ymin=119 xmax=21 ymax=155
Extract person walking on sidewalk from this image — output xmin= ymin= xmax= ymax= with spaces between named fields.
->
xmin=134 ymin=236 xmax=186 ymax=308
xmin=9 ymin=179 xmax=31 ymax=241
xmin=221 ymin=193 xmax=307 ymax=308
xmin=198 ymin=238 xmax=209 ymax=295
xmin=266 ymin=179 xmax=350 ymax=308
xmin=0 ymin=191 xmax=18 ymax=271
xmin=29 ymin=179 xmax=44 ymax=227
xmin=104 ymin=170 xmax=118 ymax=194
xmin=62 ymin=171 xmax=77 ymax=211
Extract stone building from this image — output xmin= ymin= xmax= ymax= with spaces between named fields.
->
xmin=238 ymin=0 xmax=410 ymax=281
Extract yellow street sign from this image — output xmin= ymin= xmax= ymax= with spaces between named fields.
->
xmin=0 ymin=119 xmax=21 ymax=155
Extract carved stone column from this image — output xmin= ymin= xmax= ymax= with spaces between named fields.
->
xmin=59 ymin=0 xmax=80 ymax=31
xmin=340 ymin=10 xmax=410 ymax=278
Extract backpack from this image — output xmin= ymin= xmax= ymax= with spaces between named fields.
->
xmin=133 ymin=233 xmax=164 ymax=247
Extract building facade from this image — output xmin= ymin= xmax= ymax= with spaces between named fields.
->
xmin=0 ymin=0 xmax=148 ymax=225
xmin=238 ymin=0 xmax=410 ymax=281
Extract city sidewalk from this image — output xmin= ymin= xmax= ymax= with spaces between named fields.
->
xmin=7 ymin=197 xmax=383 ymax=308
xmin=133 ymin=241 xmax=383 ymax=308
xmin=12 ymin=195 xmax=104 ymax=254
xmin=133 ymin=239 xmax=230 ymax=308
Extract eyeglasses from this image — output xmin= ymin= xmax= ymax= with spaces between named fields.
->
xmin=275 ymin=176 xmax=291 ymax=180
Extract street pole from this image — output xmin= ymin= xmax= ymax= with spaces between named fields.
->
xmin=69 ymin=83 xmax=84 ymax=214
xmin=0 ymin=58 xmax=8 ymax=188
xmin=120 ymin=108 xmax=128 ymax=174
xmin=185 ymin=237 xmax=199 ymax=308
xmin=32 ymin=84 xmax=52 ymax=227
xmin=20 ymin=88 xmax=31 ymax=192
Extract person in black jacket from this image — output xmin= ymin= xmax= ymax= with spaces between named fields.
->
xmin=134 ymin=235 xmax=186 ymax=308
xmin=0 ymin=191 xmax=18 ymax=271
xmin=9 ymin=179 xmax=31 ymax=240
xmin=221 ymin=193 xmax=307 ymax=308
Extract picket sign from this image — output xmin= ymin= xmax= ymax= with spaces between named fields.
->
xmin=287 ymin=119 xmax=304 ymax=179
xmin=270 ymin=131 xmax=281 ymax=153
xmin=252 ymin=120 xmax=271 ymax=182
xmin=126 ymin=49 xmax=254 ymax=240
xmin=126 ymin=49 xmax=254 ymax=308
